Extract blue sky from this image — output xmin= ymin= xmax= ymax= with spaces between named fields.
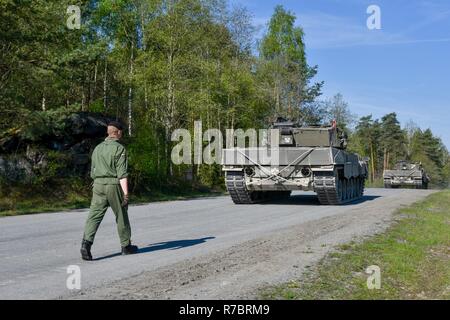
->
xmin=230 ymin=0 xmax=450 ymax=148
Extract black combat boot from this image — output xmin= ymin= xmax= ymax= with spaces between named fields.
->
xmin=80 ymin=239 xmax=93 ymax=261
xmin=121 ymin=244 xmax=139 ymax=255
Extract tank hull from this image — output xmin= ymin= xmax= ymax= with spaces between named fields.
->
xmin=383 ymin=169 xmax=429 ymax=189
xmin=383 ymin=161 xmax=429 ymax=189
xmin=222 ymin=146 xmax=368 ymax=205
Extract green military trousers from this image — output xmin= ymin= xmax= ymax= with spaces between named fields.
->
xmin=83 ymin=183 xmax=131 ymax=247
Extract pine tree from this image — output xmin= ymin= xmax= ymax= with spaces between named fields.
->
xmin=380 ymin=113 xmax=406 ymax=170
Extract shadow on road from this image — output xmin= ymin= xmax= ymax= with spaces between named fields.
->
xmin=93 ymin=237 xmax=215 ymax=261
xmin=259 ymin=194 xmax=381 ymax=206
xmin=348 ymin=195 xmax=380 ymax=205
xmin=139 ymin=237 xmax=216 ymax=253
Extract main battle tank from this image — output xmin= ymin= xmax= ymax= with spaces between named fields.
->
xmin=221 ymin=120 xmax=368 ymax=205
xmin=383 ymin=161 xmax=429 ymax=189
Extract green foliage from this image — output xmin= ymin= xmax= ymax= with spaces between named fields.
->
xmin=19 ymin=112 xmax=53 ymax=141
xmin=443 ymin=159 xmax=450 ymax=187
xmin=1 ymin=0 xmax=446 ymax=198
xmin=258 ymin=5 xmax=323 ymax=119
xmin=198 ymin=164 xmax=224 ymax=188
xmin=7 ymin=108 xmax=73 ymax=142
xmin=126 ymin=120 xmax=168 ymax=192
xmin=32 ymin=151 xmax=71 ymax=185
xmin=0 ymin=0 xmax=101 ymax=118
xmin=88 ymin=99 xmax=105 ymax=113
xmin=407 ymin=128 xmax=449 ymax=187
xmin=350 ymin=115 xmax=382 ymax=181
xmin=322 ymin=93 xmax=355 ymax=132
xmin=380 ymin=113 xmax=407 ymax=165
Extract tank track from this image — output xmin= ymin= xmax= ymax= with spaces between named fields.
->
xmin=314 ymin=174 xmax=365 ymax=205
xmin=226 ymin=171 xmax=365 ymax=205
xmin=225 ymin=172 xmax=291 ymax=204
xmin=225 ymin=171 xmax=259 ymax=204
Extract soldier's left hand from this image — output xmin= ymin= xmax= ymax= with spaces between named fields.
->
xmin=122 ymin=194 xmax=129 ymax=207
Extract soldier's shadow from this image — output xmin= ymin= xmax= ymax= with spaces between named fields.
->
xmin=93 ymin=237 xmax=215 ymax=261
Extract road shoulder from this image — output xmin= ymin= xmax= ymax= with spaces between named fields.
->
xmin=261 ymin=190 xmax=450 ymax=300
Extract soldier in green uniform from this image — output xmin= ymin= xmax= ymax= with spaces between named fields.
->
xmin=80 ymin=121 xmax=138 ymax=261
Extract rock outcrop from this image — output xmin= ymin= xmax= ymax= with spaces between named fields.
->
xmin=0 ymin=112 xmax=116 ymax=183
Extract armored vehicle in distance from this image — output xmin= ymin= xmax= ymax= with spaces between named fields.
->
xmin=383 ymin=161 xmax=429 ymax=189
xmin=222 ymin=120 xmax=368 ymax=205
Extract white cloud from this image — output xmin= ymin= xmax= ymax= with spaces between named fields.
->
xmin=300 ymin=12 xmax=390 ymax=49
xmin=252 ymin=10 xmax=450 ymax=50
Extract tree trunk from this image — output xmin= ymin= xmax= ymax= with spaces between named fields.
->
xmin=41 ymin=94 xmax=46 ymax=111
xmin=167 ymin=73 xmax=174 ymax=176
xmin=81 ymin=89 xmax=86 ymax=112
xmin=103 ymin=59 xmax=108 ymax=111
xmin=370 ymin=143 xmax=375 ymax=182
xmin=91 ymin=61 xmax=97 ymax=106
xmin=386 ymin=151 xmax=391 ymax=170
xmin=128 ymin=43 xmax=134 ymax=136
xmin=140 ymin=5 xmax=149 ymax=111
xmin=275 ymin=83 xmax=280 ymax=115
xmin=167 ymin=50 xmax=175 ymax=177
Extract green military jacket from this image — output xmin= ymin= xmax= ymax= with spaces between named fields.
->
xmin=90 ymin=137 xmax=128 ymax=185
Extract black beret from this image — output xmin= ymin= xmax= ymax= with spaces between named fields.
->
xmin=107 ymin=121 xmax=124 ymax=130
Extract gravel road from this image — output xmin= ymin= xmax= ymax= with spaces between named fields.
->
xmin=0 ymin=188 xmax=434 ymax=299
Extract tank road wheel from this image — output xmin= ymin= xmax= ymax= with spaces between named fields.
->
xmin=350 ymin=178 xmax=355 ymax=199
xmin=341 ymin=177 xmax=348 ymax=203
xmin=347 ymin=179 xmax=352 ymax=200
xmin=315 ymin=173 xmax=365 ymax=205
xmin=336 ymin=178 xmax=343 ymax=202
xmin=354 ymin=178 xmax=360 ymax=197
xmin=356 ymin=178 xmax=362 ymax=197
xmin=225 ymin=171 xmax=258 ymax=204
xmin=350 ymin=177 xmax=363 ymax=201
xmin=343 ymin=179 xmax=349 ymax=201
xmin=348 ymin=179 xmax=353 ymax=200
xmin=359 ymin=177 xmax=365 ymax=197
xmin=342 ymin=177 xmax=364 ymax=203
xmin=316 ymin=175 xmax=344 ymax=205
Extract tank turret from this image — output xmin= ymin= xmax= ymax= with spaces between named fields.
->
xmin=271 ymin=119 xmax=348 ymax=149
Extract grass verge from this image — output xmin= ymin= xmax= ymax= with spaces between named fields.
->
xmin=261 ymin=190 xmax=450 ymax=300
xmin=0 ymin=184 xmax=224 ymax=217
